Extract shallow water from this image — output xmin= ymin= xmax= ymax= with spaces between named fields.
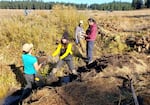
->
xmin=3 ymin=95 xmax=20 ymax=105
xmin=0 ymin=90 xmax=31 ymax=105
xmin=2 ymin=89 xmax=26 ymax=105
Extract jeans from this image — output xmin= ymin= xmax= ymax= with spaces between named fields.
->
xmin=86 ymin=41 xmax=94 ymax=63
xmin=20 ymin=74 xmax=43 ymax=101
xmin=56 ymin=57 xmax=74 ymax=71
xmin=20 ymin=74 xmax=34 ymax=101
xmin=24 ymin=74 xmax=34 ymax=89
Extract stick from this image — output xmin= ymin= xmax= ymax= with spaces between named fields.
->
xmin=118 ymin=93 xmax=122 ymax=105
xmin=129 ymin=77 xmax=139 ymax=105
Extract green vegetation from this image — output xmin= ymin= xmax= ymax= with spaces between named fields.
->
xmin=146 ymin=0 xmax=150 ymax=8
xmin=132 ymin=0 xmax=150 ymax=9
xmin=0 ymin=4 xmax=149 ymax=98
xmin=0 ymin=0 xmax=150 ymax=10
xmin=90 ymin=2 xmax=133 ymax=10
xmin=0 ymin=5 xmax=87 ymax=98
xmin=0 ymin=65 xmax=18 ymax=98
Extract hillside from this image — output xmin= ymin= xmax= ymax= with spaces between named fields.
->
xmin=0 ymin=8 xmax=150 ymax=105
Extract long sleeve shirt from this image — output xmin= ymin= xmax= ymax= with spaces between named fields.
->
xmin=75 ymin=26 xmax=84 ymax=44
xmin=52 ymin=43 xmax=73 ymax=60
xmin=86 ymin=23 xmax=97 ymax=41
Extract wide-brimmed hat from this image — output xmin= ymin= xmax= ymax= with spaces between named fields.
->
xmin=22 ymin=43 xmax=33 ymax=52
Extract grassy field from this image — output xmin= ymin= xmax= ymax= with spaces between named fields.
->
xmin=0 ymin=6 xmax=88 ymax=98
xmin=0 ymin=7 xmax=150 ymax=100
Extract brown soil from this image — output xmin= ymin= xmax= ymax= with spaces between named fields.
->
xmin=23 ymin=53 xmax=150 ymax=105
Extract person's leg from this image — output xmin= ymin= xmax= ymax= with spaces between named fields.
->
xmin=80 ymin=38 xmax=86 ymax=53
xmin=79 ymin=38 xmax=86 ymax=59
xmin=86 ymin=41 xmax=88 ymax=59
xmin=20 ymin=74 xmax=33 ymax=102
xmin=24 ymin=74 xmax=33 ymax=89
xmin=87 ymin=41 xmax=94 ymax=63
xmin=66 ymin=58 xmax=77 ymax=75
xmin=75 ymin=43 xmax=83 ymax=59
xmin=52 ymin=60 xmax=64 ymax=74
xmin=47 ymin=60 xmax=63 ymax=84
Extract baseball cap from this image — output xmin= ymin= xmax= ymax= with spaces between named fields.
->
xmin=79 ymin=20 xmax=83 ymax=24
xmin=22 ymin=43 xmax=33 ymax=52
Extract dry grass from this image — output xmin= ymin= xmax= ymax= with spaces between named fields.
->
xmin=0 ymin=8 xmax=150 ymax=99
xmin=0 ymin=64 xmax=18 ymax=98
xmin=0 ymin=5 xmax=87 ymax=98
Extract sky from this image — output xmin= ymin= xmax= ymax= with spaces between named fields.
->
xmin=43 ymin=0 xmax=132 ymax=4
xmin=1 ymin=0 xmax=132 ymax=5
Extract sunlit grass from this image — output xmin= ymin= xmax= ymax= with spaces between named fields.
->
xmin=0 ymin=5 xmax=88 ymax=98
xmin=0 ymin=64 xmax=18 ymax=98
xmin=0 ymin=7 xmax=150 ymax=98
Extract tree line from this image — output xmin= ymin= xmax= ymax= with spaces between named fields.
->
xmin=0 ymin=0 xmax=150 ymax=10
xmin=90 ymin=2 xmax=133 ymax=10
xmin=132 ymin=0 xmax=150 ymax=9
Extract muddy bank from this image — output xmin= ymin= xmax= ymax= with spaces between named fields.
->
xmin=8 ymin=53 xmax=148 ymax=105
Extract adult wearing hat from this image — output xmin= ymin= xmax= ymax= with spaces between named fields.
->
xmin=51 ymin=31 xmax=78 ymax=76
xmin=20 ymin=43 xmax=43 ymax=102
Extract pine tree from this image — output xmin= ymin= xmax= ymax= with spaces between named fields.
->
xmin=146 ymin=0 xmax=150 ymax=7
xmin=132 ymin=0 xmax=143 ymax=9
xmin=132 ymin=0 xmax=137 ymax=8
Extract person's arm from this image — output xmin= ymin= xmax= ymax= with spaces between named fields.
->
xmin=86 ymin=25 xmax=97 ymax=39
xmin=82 ymin=34 xmax=88 ymax=37
xmin=34 ymin=62 xmax=42 ymax=71
xmin=52 ymin=44 xmax=61 ymax=57
xmin=82 ymin=27 xmax=90 ymax=37
xmin=75 ymin=27 xmax=80 ymax=44
xmin=60 ymin=43 xmax=72 ymax=60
